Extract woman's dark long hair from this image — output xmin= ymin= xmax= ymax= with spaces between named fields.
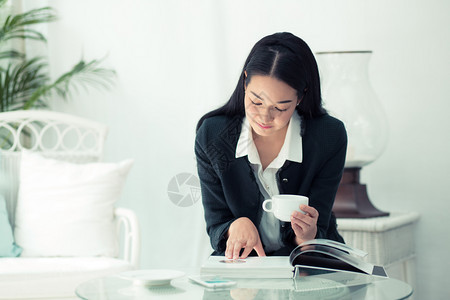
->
xmin=196 ymin=32 xmax=326 ymax=131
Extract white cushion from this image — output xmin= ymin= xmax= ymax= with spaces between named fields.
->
xmin=0 ymin=256 xmax=132 ymax=275
xmin=14 ymin=151 xmax=133 ymax=257
xmin=0 ymin=257 xmax=133 ymax=299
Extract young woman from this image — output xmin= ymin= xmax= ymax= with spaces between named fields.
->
xmin=195 ymin=32 xmax=347 ymax=260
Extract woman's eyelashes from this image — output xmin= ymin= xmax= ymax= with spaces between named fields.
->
xmin=250 ymin=99 xmax=262 ymax=106
xmin=250 ymin=99 xmax=288 ymax=112
xmin=275 ymin=107 xmax=288 ymax=112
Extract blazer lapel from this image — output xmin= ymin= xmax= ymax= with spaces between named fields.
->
xmin=217 ymin=116 xmax=264 ymax=225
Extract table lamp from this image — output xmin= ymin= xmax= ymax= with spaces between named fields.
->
xmin=316 ymin=51 xmax=389 ymax=218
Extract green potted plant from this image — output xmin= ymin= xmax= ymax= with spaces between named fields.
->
xmin=0 ymin=0 xmax=115 ymax=113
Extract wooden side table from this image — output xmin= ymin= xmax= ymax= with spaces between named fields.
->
xmin=337 ymin=212 xmax=420 ymax=291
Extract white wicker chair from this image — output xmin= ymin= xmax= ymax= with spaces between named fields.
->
xmin=0 ymin=110 xmax=140 ymax=299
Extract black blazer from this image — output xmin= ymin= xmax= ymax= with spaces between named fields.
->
xmin=195 ymin=113 xmax=347 ymax=255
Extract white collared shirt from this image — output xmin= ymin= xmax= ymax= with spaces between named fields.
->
xmin=236 ymin=113 xmax=303 ymax=252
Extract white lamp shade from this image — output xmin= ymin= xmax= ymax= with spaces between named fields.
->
xmin=316 ymin=51 xmax=389 ymax=168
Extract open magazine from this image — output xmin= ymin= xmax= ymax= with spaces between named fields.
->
xmin=289 ymin=239 xmax=387 ymax=277
xmin=201 ymin=239 xmax=387 ymax=279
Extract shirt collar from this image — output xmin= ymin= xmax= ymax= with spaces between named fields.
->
xmin=235 ymin=113 xmax=303 ymax=166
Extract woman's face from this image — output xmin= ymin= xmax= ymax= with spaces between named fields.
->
xmin=244 ymin=74 xmax=299 ymax=138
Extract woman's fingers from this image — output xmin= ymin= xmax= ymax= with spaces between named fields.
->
xmin=299 ymin=204 xmax=318 ymax=218
xmin=227 ymin=237 xmax=266 ymax=260
xmin=225 ymin=238 xmax=240 ymax=259
xmin=290 ymin=205 xmax=319 ymax=244
xmin=291 ymin=213 xmax=311 ymax=227
xmin=253 ymin=239 xmax=266 ymax=257
xmin=291 ymin=205 xmax=318 ymax=224
xmin=225 ymin=217 xmax=265 ymax=259
xmin=240 ymin=244 xmax=254 ymax=259
xmin=232 ymin=241 xmax=245 ymax=260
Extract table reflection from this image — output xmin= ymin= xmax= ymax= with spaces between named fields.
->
xmin=199 ymin=267 xmax=407 ymax=300
xmin=117 ymin=284 xmax=186 ymax=298
xmin=201 ymin=275 xmax=357 ymax=300
xmin=202 ymin=287 xmax=354 ymax=300
xmin=76 ymin=269 xmax=412 ymax=300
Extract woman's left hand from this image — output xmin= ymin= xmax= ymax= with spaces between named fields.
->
xmin=290 ymin=204 xmax=319 ymax=245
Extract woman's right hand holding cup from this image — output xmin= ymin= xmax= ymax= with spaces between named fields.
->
xmin=226 ymin=217 xmax=266 ymax=260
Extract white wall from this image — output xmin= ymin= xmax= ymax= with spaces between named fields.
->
xmin=23 ymin=0 xmax=450 ymax=298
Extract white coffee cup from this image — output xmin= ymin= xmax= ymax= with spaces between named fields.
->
xmin=262 ymin=194 xmax=309 ymax=222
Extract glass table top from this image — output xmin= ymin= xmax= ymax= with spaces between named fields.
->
xmin=76 ymin=269 xmax=413 ymax=300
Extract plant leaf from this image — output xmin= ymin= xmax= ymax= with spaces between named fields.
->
xmin=0 ymin=50 xmax=25 ymax=61
xmin=24 ymin=58 xmax=116 ymax=110
xmin=0 ymin=7 xmax=57 ymax=44
xmin=0 ymin=57 xmax=49 ymax=112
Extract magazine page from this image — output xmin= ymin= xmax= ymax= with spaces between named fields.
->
xmin=290 ymin=244 xmax=376 ymax=275
xmin=202 ymin=256 xmax=291 ymax=269
xmin=299 ymin=239 xmax=368 ymax=257
xmin=201 ymin=256 xmax=294 ymax=278
xmin=293 ymin=265 xmax=386 ymax=288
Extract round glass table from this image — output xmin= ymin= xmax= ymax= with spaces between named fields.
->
xmin=76 ymin=271 xmax=413 ymax=300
